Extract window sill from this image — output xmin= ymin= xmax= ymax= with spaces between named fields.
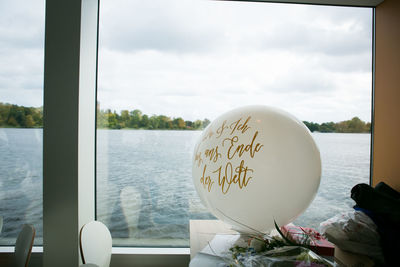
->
xmin=0 ymin=247 xmax=190 ymax=267
xmin=112 ymin=247 xmax=190 ymax=255
xmin=0 ymin=246 xmax=43 ymax=253
xmin=0 ymin=246 xmax=189 ymax=255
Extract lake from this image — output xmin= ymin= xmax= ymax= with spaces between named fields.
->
xmin=0 ymin=128 xmax=370 ymax=246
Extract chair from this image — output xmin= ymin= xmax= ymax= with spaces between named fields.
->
xmin=14 ymin=224 xmax=35 ymax=267
xmin=79 ymin=221 xmax=112 ymax=267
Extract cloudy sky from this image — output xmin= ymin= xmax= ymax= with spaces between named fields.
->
xmin=0 ymin=0 xmax=372 ymax=123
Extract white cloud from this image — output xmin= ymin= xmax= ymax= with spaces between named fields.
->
xmin=0 ymin=0 xmax=44 ymax=107
xmin=0 ymin=0 xmax=44 ymax=49
xmin=0 ymin=0 xmax=372 ymax=123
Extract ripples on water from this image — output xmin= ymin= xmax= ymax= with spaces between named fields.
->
xmin=0 ymin=128 xmax=370 ymax=246
xmin=96 ymin=130 xmax=212 ymax=243
xmin=294 ymin=133 xmax=370 ymax=227
xmin=0 ymin=129 xmax=43 ymax=244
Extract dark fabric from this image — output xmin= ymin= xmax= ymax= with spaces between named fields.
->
xmin=375 ymin=181 xmax=400 ymax=200
xmin=351 ymin=182 xmax=400 ymax=267
xmin=351 ymin=183 xmax=400 ymax=222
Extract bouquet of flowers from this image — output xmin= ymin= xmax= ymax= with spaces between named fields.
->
xmin=215 ymin=222 xmax=334 ymax=267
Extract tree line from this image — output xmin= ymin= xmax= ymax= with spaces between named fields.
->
xmin=0 ymin=102 xmax=371 ymax=133
xmin=0 ymin=102 xmax=43 ymax=128
xmin=97 ymin=108 xmax=211 ymax=130
xmin=303 ymin=117 xmax=371 ymax=133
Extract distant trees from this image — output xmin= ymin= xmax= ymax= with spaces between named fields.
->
xmin=303 ymin=117 xmax=371 ymax=133
xmin=0 ymin=102 xmax=42 ymax=128
xmin=96 ymin=107 xmax=210 ymax=130
xmin=0 ymin=102 xmax=371 ymax=133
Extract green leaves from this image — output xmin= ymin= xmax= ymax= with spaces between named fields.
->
xmin=303 ymin=117 xmax=371 ymax=133
xmin=0 ymin=102 xmax=42 ymax=128
xmin=274 ymin=220 xmax=298 ymax=246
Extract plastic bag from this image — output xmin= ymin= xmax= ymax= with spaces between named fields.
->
xmin=231 ymin=246 xmax=334 ymax=267
xmin=319 ymin=210 xmax=383 ymax=261
xmin=189 ymin=234 xmax=334 ymax=267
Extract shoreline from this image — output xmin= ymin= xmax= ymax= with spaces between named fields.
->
xmin=0 ymin=127 xmax=371 ymax=134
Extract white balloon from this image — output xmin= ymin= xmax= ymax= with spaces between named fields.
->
xmin=192 ymin=106 xmax=321 ymax=234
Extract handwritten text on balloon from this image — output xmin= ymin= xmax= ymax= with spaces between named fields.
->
xmin=195 ymin=116 xmax=263 ymax=194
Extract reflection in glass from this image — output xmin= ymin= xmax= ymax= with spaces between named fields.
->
xmin=96 ymin=0 xmax=372 ymax=246
xmin=0 ymin=0 xmax=44 ymax=246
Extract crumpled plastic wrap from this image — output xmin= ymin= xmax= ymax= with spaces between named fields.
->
xmin=228 ymin=246 xmax=334 ymax=267
xmin=189 ymin=234 xmax=334 ymax=267
xmin=319 ymin=210 xmax=383 ymax=262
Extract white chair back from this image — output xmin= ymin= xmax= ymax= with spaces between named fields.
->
xmin=15 ymin=224 xmax=35 ymax=267
xmin=80 ymin=221 xmax=112 ymax=267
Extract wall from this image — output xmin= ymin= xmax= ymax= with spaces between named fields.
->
xmin=373 ymin=0 xmax=400 ymax=191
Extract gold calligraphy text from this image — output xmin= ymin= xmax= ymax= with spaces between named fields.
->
xmin=200 ymin=165 xmax=214 ymax=192
xmin=223 ymin=131 xmax=263 ymax=160
xmin=204 ymin=146 xmax=222 ymax=163
xmin=213 ymin=160 xmax=253 ymax=194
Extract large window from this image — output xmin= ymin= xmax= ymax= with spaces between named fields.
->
xmin=0 ymin=0 xmax=45 ymax=245
xmin=96 ymin=0 xmax=372 ymax=247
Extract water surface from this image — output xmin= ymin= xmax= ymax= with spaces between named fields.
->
xmin=0 ymin=128 xmax=370 ymax=246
